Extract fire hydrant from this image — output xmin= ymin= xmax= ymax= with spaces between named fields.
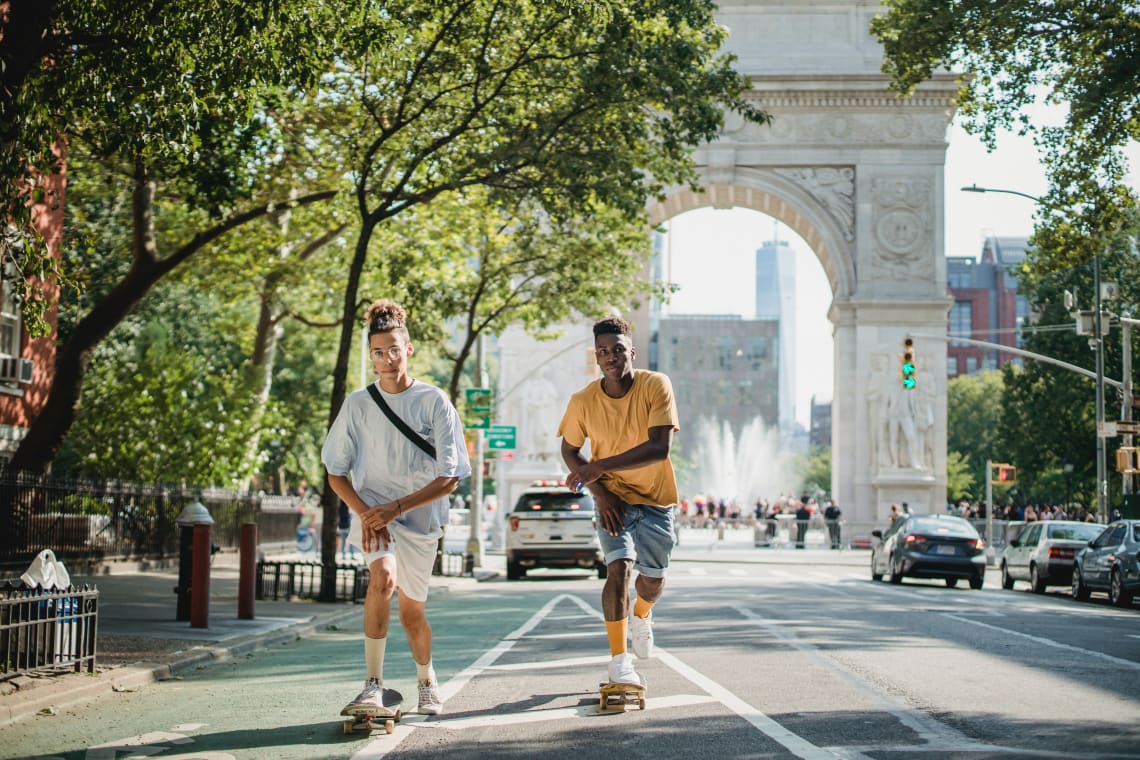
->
xmin=174 ymin=500 xmax=214 ymax=627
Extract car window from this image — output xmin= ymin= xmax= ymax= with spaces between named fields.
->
xmin=1021 ymin=524 xmax=1041 ymax=545
xmin=1047 ymin=523 xmax=1103 ymax=542
xmin=1093 ymin=524 xmax=1126 ymax=548
xmin=1134 ymin=524 xmax=1140 ymax=543
xmin=909 ymin=517 xmax=977 ymax=537
xmin=513 ymin=492 xmax=595 ymax=513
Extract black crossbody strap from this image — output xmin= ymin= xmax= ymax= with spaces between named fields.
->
xmin=366 ymin=384 xmax=437 ymax=460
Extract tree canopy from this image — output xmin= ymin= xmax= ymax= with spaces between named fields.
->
xmin=872 ymin=0 xmax=1139 ymax=262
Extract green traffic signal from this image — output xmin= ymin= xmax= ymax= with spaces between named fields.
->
xmin=901 ymin=336 xmax=916 ymax=389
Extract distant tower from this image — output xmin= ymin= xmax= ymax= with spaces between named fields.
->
xmin=755 ymin=230 xmax=796 ymax=439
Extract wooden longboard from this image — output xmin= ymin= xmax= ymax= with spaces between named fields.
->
xmin=341 ymin=687 xmax=402 ymax=734
xmin=599 ymin=681 xmax=646 ymax=712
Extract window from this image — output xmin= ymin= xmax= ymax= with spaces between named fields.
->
xmin=0 ymin=271 xmax=19 ymax=358
xmin=965 ymin=356 xmax=978 ymax=374
xmin=949 ymin=301 xmax=973 ymax=336
xmin=947 ymin=356 xmax=959 ymax=376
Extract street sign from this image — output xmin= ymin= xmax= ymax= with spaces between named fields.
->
xmin=464 ymin=388 xmax=492 ymax=429
xmin=465 ymin=388 xmax=492 ymax=412
xmin=1098 ymin=421 xmax=1118 ymax=438
xmin=1116 ymin=420 xmax=1140 ymax=435
xmin=486 ymin=425 xmax=516 ymax=450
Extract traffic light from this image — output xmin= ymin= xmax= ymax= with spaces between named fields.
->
xmin=994 ymin=464 xmax=1017 ymax=484
xmin=1116 ymin=447 xmax=1138 ymax=474
xmin=900 ymin=337 xmax=916 ymax=390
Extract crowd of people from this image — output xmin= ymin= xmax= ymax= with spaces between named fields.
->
xmin=941 ymin=501 xmax=1105 ymax=524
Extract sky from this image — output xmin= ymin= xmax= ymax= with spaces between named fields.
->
xmin=663 ymin=120 xmax=1140 ymax=428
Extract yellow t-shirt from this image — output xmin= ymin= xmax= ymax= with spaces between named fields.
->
xmin=557 ymin=370 xmax=680 ymax=508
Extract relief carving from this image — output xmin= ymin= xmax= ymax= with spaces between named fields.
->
xmin=870 ymin=178 xmax=933 ymax=282
xmin=773 ymin=167 xmax=855 ymax=242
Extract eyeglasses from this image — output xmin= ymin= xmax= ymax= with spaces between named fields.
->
xmin=369 ymin=346 xmax=405 ymax=361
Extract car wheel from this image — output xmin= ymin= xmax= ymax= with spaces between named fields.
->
xmin=506 ymin=560 xmax=526 ymax=581
xmin=1110 ymin=568 xmax=1134 ymax=607
xmin=596 ymin=562 xmax=608 ymax=580
xmin=1030 ymin=564 xmax=1046 ymax=594
xmin=871 ymin=569 xmax=883 ymax=582
xmin=889 ymin=557 xmax=903 ymax=584
xmin=1001 ymin=562 xmax=1014 ymax=590
xmin=945 ymin=577 xmax=958 ymax=588
xmin=1071 ymin=565 xmax=1090 ymax=601
xmin=969 ymin=574 xmax=984 ymax=590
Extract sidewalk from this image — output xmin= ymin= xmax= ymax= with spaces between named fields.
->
xmin=0 ymin=550 xmax=503 ymax=727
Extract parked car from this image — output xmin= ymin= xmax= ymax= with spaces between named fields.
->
xmin=505 ymin=480 xmax=605 ymax=580
xmin=1072 ymin=519 xmax=1140 ymax=607
xmin=1001 ymin=520 xmax=1105 ymax=593
xmin=871 ymin=514 xmax=986 ymax=589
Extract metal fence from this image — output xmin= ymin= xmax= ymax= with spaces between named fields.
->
xmin=0 ymin=584 xmax=99 ymax=681
xmin=0 ymin=473 xmax=301 ymax=569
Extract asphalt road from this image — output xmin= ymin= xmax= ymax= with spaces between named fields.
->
xmin=5 ymin=556 xmax=1139 ymax=760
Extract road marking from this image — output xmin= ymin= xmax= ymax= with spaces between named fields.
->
xmin=689 ymin=567 xmax=708 ymax=575
xmin=941 ymin=613 xmax=1140 ymax=671
xmin=524 ymin=631 xmax=601 ymax=639
xmin=730 ymin=569 xmax=747 ymax=576
xmin=732 ymin=606 xmax=976 ymax=749
xmin=562 ymin=594 xmax=834 ymax=760
xmin=353 ymin=593 xmax=578 ymax=760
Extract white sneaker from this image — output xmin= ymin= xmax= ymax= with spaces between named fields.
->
xmin=630 ymin=612 xmax=654 ymax=659
xmin=607 ymin=653 xmax=641 ymax=685
xmin=342 ymin=678 xmax=384 ymax=715
xmin=418 ymin=679 xmax=444 ymax=715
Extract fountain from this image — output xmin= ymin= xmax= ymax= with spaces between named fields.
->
xmin=684 ymin=415 xmax=800 ymax=504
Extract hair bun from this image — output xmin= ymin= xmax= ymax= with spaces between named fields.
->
xmin=366 ymin=299 xmax=407 ymax=331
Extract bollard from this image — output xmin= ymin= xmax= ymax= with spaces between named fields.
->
xmin=190 ymin=523 xmax=212 ymax=629
xmin=238 ymin=522 xmax=257 ymax=620
xmin=717 ymin=521 xmax=725 ymax=541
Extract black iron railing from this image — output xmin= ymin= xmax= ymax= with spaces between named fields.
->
xmin=0 ymin=584 xmax=99 ymax=680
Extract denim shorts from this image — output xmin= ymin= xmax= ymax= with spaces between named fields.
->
xmin=597 ymin=504 xmax=676 ymax=578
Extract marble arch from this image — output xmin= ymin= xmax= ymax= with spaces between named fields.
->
xmin=632 ymin=2 xmax=959 ymax=522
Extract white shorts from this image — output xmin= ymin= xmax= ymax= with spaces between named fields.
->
xmin=349 ymin=518 xmax=440 ymax=602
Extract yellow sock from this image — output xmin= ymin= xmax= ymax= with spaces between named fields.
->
xmin=605 ymin=619 xmax=628 ymax=656
xmin=633 ymin=597 xmax=654 ymax=619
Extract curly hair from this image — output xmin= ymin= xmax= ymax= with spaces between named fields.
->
xmin=593 ymin=316 xmax=631 ymax=338
xmin=366 ymin=299 xmax=410 ymax=339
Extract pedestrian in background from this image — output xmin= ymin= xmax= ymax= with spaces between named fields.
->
xmin=824 ymin=501 xmax=842 ymax=549
xmin=323 ymin=298 xmax=472 ymax=717
xmin=559 ymin=315 xmax=680 ymax=689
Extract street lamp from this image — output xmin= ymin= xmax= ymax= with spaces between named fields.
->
xmin=960 ymin=184 xmax=1109 ymax=523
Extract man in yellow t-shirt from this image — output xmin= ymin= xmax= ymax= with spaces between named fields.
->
xmin=558 ymin=316 xmax=680 ymax=687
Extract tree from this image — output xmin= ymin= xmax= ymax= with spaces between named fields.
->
xmin=797 ymin=447 xmax=831 ymax=499
xmin=946 ymin=370 xmax=1004 ymax=480
xmin=945 ymin=450 xmax=976 ymax=504
xmin=312 ymin=0 xmax=769 ymax=598
xmin=370 ymin=188 xmax=669 ymax=406
xmin=3 ymin=1 xmax=349 ymax=473
xmin=872 ymin=1 xmax=1138 ymax=262
xmin=996 ymin=223 xmax=1140 ymax=506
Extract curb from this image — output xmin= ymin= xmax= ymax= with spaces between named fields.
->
xmin=0 ymin=605 xmax=362 ymax=728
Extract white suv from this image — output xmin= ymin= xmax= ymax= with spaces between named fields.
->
xmin=505 ymin=481 xmax=605 ymax=580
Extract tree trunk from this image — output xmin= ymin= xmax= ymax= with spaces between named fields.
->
xmin=319 ymin=218 xmax=374 ymax=602
xmin=9 ymin=165 xmax=162 ymax=474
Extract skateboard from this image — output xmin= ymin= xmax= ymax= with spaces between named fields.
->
xmin=599 ymin=681 xmax=646 ymax=712
xmin=341 ymin=687 xmax=402 ymax=734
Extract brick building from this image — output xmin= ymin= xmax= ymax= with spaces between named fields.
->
xmin=946 ymin=235 xmax=1030 ymax=377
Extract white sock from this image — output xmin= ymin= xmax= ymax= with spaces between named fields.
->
xmin=416 ymin=660 xmax=435 ymax=683
xmin=365 ymin=636 xmax=386 ymax=682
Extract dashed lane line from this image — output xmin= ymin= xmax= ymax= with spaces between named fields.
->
xmin=941 ymin=613 xmax=1140 ymax=672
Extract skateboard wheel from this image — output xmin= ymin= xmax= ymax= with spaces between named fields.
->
xmin=638 ymin=698 xmax=646 ymax=710
xmin=600 ymin=696 xmax=608 ymax=710
xmin=385 ymin=719 xmax=395 ymax=734
xmin=343 ymin=720 xmax=354 ymax=734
